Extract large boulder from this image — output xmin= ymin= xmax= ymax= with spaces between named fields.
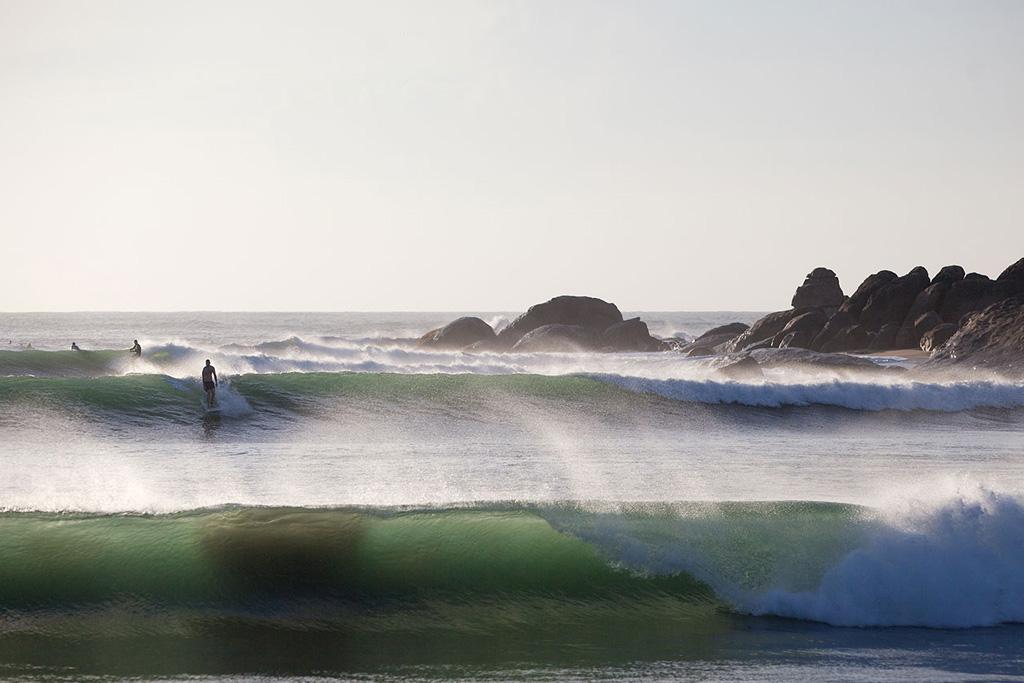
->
xmin=679 ymin=323 xmax=749 ymax=357
xmin=819 ymin=324 xmax=873 ymax=353
xmin=510 ymin=324 xmax=597 ymax=353
xmin=938 ymin=275 xmax=1002 ymax=324
xmin=599 ymin=318 xmax=667 ymax=352
xmin=867 ymin=323 xmax=900 ymax=351
xmin=996 ymin=257 xmax=1024 ymax=295
xmin=927 ymin=295 xmax=1024 ymax=375
xmin=809 ymin=310 xmax=853 ymax=351
xmin=725 ymin=309 xmax=809 ymax=353
xmin=931 ymin=265 xmax=966 ymax=286
xmin=700 ymin=322 xmax=750 ymax=340
xmin=497 ymin=296 xmax=623 ymax=347
xmin=679 ymin=323 xmax=753 ymax=358
xmin=418 ymin=317 xmax=496 ymax=349
xmin=912 ymin=311 xmax=943 ymax=340
xmin=894 ymin=282 xmax=952 ymax=348
xmin=919 ymin=323 xmax=957 ymax=353
xmin=771 ymin=309 xmax=828 ymax=350
xmin=859 ymin=266 xmax=931 ymax=332
xmin=840 ymin=270 xmax=898 ymax=319
xmin=791 ymin=267 xmax=845 ymax=309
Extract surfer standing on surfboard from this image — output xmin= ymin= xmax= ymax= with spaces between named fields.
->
xmin=202 ymin=360 xmax=218 ymax=408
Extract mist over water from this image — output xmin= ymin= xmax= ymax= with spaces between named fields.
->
xmin=1 ymin=312 xmax=1023 ymax=681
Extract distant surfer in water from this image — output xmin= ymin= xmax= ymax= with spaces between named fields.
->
xmin=202 ymin=360 xmax=218 ymax=408
xmin=71 ymin=342 xmax=80 ymax=351
xmin=129 ymin=340 xmax=142 ymax=356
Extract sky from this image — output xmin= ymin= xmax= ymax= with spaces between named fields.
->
xmin=1 ymin=0 xmax=1022 ymax=312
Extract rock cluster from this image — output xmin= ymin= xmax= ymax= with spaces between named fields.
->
xmin=419 ymin=296 xmax=668 ymax=353
xmin=709 ymin=258 xmax=1024 ymax=357
xmin=418 ymin=258 xmax=1024 ymax=365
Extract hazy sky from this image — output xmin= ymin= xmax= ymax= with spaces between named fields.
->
xmin=2 ymin=0 xmax=1022 ymax=311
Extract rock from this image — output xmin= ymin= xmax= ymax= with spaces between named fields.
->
xmin=809 ymin=310 xmax=853 ymax=351
xmin=931 ymin=265 xmax=965 ymax=285
xmin=938 ymin=275 xmax=1001 ymax=324
xmin=913 ymin=311 xmax=943 ymax=339
xmin=496 ymin=296 xmax=623 ymax=347
xmin=996 ymin=257 xmax=1024 ymax=294
xmin=678 ymin=323 xmax=749 ymax=356
xmin=777 ymin=330 xmax=815 ymax=349
xmin=819 ymin=324 xmax=873 ymax=353
xmin=840 ymin=270 xmax=898 ymax=319
xmin=868 ymin=323 xmax=900 ymax=351
xmin=771 ymin=309 xmax=828 ymax=349
xmin=715 ymin=356 xmax=763 ymax=381
xmin=919 ymin=323 xmax=957 ymax=353
xmin=680 ymin=333 xmax=739 ymax=357
xmin=927 ymin=295 xmax=1024 ymax=375
xmin=418 ymin=316 xmax=495 ymax=349
xmin=791 ymin=267 xmax=845 ymax=309
xmin=725 ymin=308 xmax=809 ymax=353
xmin=894 ymin=282 xmax=951 ymax=348
xmin=698 ymin=322 xmax=750 ymax=340
xmin=859 ymin=266 xmax=931 ymax=333
xmin=599 ymin=318 xmax=667 ymax=352
xmin=510 ymin=324 xmax=597 ymax=353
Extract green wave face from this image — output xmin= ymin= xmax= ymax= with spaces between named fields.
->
xmin=0 ymin=372 xmax=644 ymax=422
xmin=0 ymin=506 xmax=716 ymax=611
xmin=0 ymin=349 xmax=133 ymax=377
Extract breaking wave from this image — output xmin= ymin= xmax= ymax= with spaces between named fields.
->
xmin=0 ymin=490 xmax=1020 ymax=630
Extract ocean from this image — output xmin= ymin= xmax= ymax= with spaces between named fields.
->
xmin=1 ymin=311 xmax=1023 ymax=682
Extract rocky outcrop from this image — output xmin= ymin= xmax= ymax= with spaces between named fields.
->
xmin=791 ymin=268 xmax=845 ymax=308
xmin=496 ymin=296 xmax=623 ymax=348
xmin=510 ymin=324 xmax=597 ymax=353
xmin=418 ymin=317 xmax=495 ymax=349
xmin=418 ymin=259 xmax=1024 ymax=359
xmin=599 ymin=318 xmax=668 ymax=352
xmin=422 ymin=295 xmax=672 ymax=354
xmin=721 ymin=259 xmax=1024 ymax=357
xmin=927 ymin=296 xmax=1024 ymax=375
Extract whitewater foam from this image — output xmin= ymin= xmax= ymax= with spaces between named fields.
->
xmin=747 ymin=486 xmax=1024 ymax=627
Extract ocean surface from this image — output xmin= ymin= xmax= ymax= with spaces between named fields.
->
xmin=1 ymin=311 xmax=1023 ymax=682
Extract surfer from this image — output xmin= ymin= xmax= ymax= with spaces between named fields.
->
xmin=129 ymin=340 xmax=142 ymax=356
xmin=71 ymin=342 xmax=80 ymax=351
xmin=202 ymin=360 xmax=218 ymax=408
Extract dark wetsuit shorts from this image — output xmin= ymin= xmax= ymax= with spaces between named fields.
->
xmin=203 ymin=381 xmax=215 ymax=391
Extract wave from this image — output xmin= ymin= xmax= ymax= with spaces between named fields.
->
xmin=3 ymin=370 xmax=1024 ymax=422
xmin=0 ymin=492 xmax=1020 ymax=630
xmin=592 ymin=374 xmax=1024 ymax=412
